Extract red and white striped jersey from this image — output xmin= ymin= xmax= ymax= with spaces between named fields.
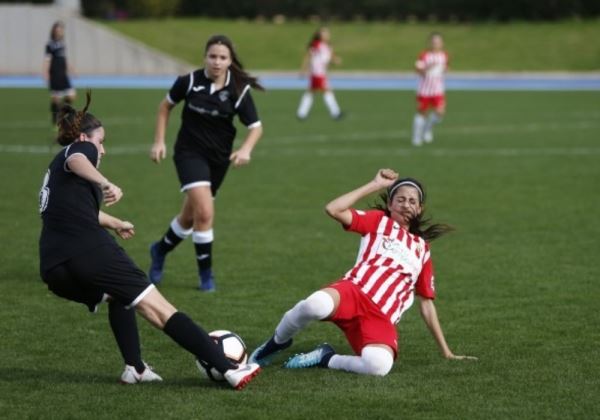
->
xmin=342 ymin=209 xmax=435 ymax=324
xmin=309 ymin=40 xmax=332 ymax=77
xmin=416 ymin=50 xmax=449 ymax=97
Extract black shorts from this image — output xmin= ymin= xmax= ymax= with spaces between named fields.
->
xmin=49 ymin=74 xmax=72 ymax=92
xmin=41 ymin=244 xmax=153 ymax=312
xmin=174 ymin=154 xmax=230 ymax=196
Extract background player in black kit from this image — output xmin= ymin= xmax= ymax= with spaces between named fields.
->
xmin=149 ymin=34 xmax=264 ymax=291
xmin=38 ymin=92 xmax=260 ymax=390
xmin=43 ymin=21 xmax=76 ymax=125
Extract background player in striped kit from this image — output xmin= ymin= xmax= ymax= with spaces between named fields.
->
xmin=296 ymin=27 xmax=344 ymax=120
xmin=38 ymin=92 xmax=260 ymax=389
xmin=249 ymin=169 xmax=476 ymax=375
xmin=148 ymin=35 xmax=263 ymax=291
xmin=43 ymin=21 xmax=76 ymax=125
xmin=412 ymin=32 xmax=448 ymax=146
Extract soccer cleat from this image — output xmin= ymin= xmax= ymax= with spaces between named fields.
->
xmin=120 ymin=362 xmax=163 ymax=384
xmin=148 ymin=242 xmax=166 ymax=284
xmin=198 ymin=269 xmax=216 ymax=292
xmin=423 ymin=130 xmax=434 ymax=143
xmin=248 ymin=336 xmax=293 ymax=367
xmin=283 ymin=343 xmax=335 ymax=369
xmin=223 ymin=363 xmax=261 ymax=390
xmin=333 ymin=111 xmax=345 ymax=121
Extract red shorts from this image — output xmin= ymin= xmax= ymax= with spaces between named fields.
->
xmin=310 ymin=75 xmax=329 ymax=91
xmin=327 ymin=281 xmax=398 ymax=358
xmin=417 ymin=95 xmax=445 ymax=112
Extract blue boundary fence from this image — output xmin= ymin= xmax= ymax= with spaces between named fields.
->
xmin=1 ymin=74 xmax=599 ymax=90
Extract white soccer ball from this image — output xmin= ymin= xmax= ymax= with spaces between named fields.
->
xmin=196 ymin=330 xmax=248 ymax=382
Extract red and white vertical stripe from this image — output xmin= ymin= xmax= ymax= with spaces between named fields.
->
xmin=416 ymin=50 xmax=448 ymax=97
xmin=343 ymin=213 xmax=433 ymax=324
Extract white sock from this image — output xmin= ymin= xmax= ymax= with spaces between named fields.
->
xmin=297 ymin=92 xmax=314 ymax=118
xmin=424 ymin=112 xmax=442 ymax=141
xmin=323 ymin=91 xmax=341 ymax=117
xmin=171 ymin=217 xmax=192 ymax=239
xmin=191 ymin=229 xmax=214 ymax=244
xmin=274 ymin=290 xmax=334 ymax=344
xmin=327 ymin=346 xmax=394 ymax=376
xmin=412 ymin=114 xmax=426 ymax=145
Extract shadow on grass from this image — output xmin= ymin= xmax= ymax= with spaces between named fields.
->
xmin=0 ymin=367 xmax=221 ymax=389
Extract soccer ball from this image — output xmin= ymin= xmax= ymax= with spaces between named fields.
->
xmin=196 ymin=330 xmax=248 ymax=381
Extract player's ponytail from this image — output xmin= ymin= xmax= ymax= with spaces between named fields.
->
xmin=56 ymin=90 xmax=102 ymax=146
xmin=372 ymin=177 xmax=453 ymax=242
xmin=204 ymin=35 xmax=264 ymax=96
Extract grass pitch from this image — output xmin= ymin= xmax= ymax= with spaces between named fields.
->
xmin=0 ymin=88 xmax=599 ymax=419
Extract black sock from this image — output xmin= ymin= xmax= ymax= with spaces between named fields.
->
xmin=50 ymin=101 xmax=59 ymax=125
xmin=156 ymin=227 xmax=184 ymax=255
xmin=194 ymin=241 xmax=212 ymax=272
xmin=163 ymin=312 xmax=235 ymax=373
xmin=108 ymin=301 xmax=145 ymax=373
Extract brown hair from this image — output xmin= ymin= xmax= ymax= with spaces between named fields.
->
xmin=56 ymin=90 xmax=102 ymax=146
xmin=50 ymin=21 xmax=64 ymax=41
xmin=372 ymin=177 xmax=453 ymax=242
xmin=204 ymin=34 xmax=264 ymax=96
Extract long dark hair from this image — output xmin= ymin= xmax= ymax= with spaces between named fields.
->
xmin=204 ymin=34 xmax=264 ymax=96
xmin=372 ymin=177 xmax=453 ymax=241
xmin=56 ymin=90 xmax=102 ymax=146
xmin=50 ymin=21 xmax=64 ymax=41
xmin=307 ymin=27 xmax=326 ymax=49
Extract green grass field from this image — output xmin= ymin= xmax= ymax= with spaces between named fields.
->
xmin=1 ymin=88 xmax=599 ymax=419
xmin=103 ymin=18 xmax=600 ymax=71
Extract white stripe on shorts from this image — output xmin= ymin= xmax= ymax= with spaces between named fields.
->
xmin=126 ymin=284 xmax=155 ymax=309
xmin=181 ymin=180 xmax=211 ymax=192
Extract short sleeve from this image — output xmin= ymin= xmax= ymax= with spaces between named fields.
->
xmin=167 ymin=73 xmax=191 ymax=105
xmin=344 ymin=209 xmax=385 ymax=236
xmin=415 ymin=249 xmax=436 ymax=299
xmin=416 ymin=51 xmax=427 ymax=69
xmin=235 ymin=87 xmax=260 ymax=127
xmin=64 ymin=142 xmax=98 ymax=171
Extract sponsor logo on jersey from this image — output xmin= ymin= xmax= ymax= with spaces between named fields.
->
xmin=218 ymin=90 xmax=229 ymax=102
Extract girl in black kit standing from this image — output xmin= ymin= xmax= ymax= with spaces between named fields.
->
xmin=43 ymin=21 xmax=76 ymax=125
xmin=38 ymin=92 xmax=260 ymax=390
xmin=149 ymin=35 xmax=264 ymax=291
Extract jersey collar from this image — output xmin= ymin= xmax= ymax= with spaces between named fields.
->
xmin=203 ymin=69 xmax=231 ymax=94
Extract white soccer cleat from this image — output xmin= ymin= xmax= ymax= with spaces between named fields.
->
xmin=120 ymin=362 xmax=163 ymax=384
xmin=223 ymin=363 xmax=261 ymax=390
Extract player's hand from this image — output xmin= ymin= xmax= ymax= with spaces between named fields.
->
xmin=115 ymin=221 xmax=135 ymax=239
xmin=101 ymin=182 xmax=123 ymax=206
xmin=230 ymin=149 xmax=251 ymax=168
xmin=150 ymin=142 xmax=167 ymax=163
xmin=374 ymin=168 xmax=399 ymax=188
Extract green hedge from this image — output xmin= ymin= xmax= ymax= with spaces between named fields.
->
xmin=82 ymin=0 xmax=600 ymax=20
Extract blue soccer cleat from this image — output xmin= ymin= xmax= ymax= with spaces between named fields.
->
xmin=198 ymin=269 xmax=216 ymax=292
xmin=248 ymin=336 xmax=293 ymax=367
xmin=283 ymin=343 xmax=335 ymax=369
xmin=148 ymin=242 xmax=166 ymax=284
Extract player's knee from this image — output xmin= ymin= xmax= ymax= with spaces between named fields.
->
xmin=302 ymin=290 xmax=335 ymax=319
xmin=362 ymin=347 xmax=394 ymax=377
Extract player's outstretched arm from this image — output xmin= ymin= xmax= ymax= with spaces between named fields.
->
xmin=418 ymin=297 xmax=478 ymax=360
xmin=230 ymin=124 xmax=263 ymax=168
xmin=99 ymin=211 xmax=135 ymax=239
xmin=325 ymin=168 xmax=398 ymax=226
xmin=150 ymin=99 xmax=174 ymax=163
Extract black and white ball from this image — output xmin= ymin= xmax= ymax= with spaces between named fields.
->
xmin=196 ymin=330 xmax=248 ymax=381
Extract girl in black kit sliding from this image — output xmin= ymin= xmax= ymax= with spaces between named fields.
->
xmin=38 ymin=92 xmax=260 ymax=390
xmin=149 ymin=35 xmax=264 ymax=291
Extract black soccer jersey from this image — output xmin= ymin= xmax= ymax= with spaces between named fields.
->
xmin=45 ymin=40 xmax=71 ymax=91
xmin=39 ymin=142 xmax=115 ymax=273
xmin=167 ymin=69 xmax=261 ymax=164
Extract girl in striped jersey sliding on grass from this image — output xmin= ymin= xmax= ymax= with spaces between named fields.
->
xmin=250 ymin=169 xmax=476 ymax=375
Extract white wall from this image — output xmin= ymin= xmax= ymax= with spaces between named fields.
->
xmin=0 ymin=4 xmax=192 ymax=75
